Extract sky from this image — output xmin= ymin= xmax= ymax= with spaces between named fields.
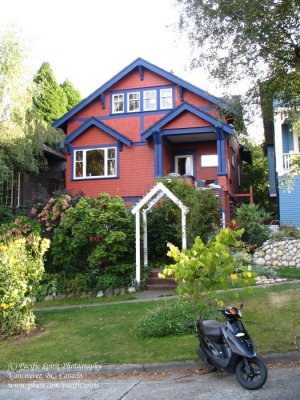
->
xmin=0 ymin=0 xmax=263 ymax=140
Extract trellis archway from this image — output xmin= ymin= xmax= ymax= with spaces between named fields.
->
xmin=131 ymin=182 xmax=189 ymax=284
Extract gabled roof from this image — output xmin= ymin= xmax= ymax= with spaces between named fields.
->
xmin=53 ymin=58 xmax=225 ymax=131
xmin=65 ymin=118 xmax=132 ymax=146
xmin=141 ymin=102 xmax=234 ymax=140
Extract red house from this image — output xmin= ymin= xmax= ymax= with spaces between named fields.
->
xmin=53 ymin=58 xmax=248 ymax=224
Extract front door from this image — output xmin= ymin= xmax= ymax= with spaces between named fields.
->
xmin=175 ymin=155 xmax=194 ymax=176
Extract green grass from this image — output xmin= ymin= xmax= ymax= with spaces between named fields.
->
xmin=277 ymin=268 xmax=300 ymax=279
xmin=0 ymin=283 xmax=299 ymax=369
xmin=35 ymin=293 xmax=137 ymax=308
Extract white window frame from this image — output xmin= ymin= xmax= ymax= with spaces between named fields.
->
xmin=127 ymin=92 xmax=140 ymax=112
xmin=201 ymin=154 xmax=219 ymax=167
xmin=160 ymin=88 xmax=173 ymax=109
xmin=74 ymin=147 xmax=117 ymax=179
xmin=175 ymin=155 xmax=194 ymax=176
xmin=112 ymin=94 xmax=124 ymax=114
xmin=143 ymin=89 xmax=157 ymax=111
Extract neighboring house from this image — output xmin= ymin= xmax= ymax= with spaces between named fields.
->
xmin=0 ymin=145 xmax=66 ymax=211
xmin=53 ymin=58 xmax=249 ymax=224
xmin=265 ymin=104 xmax=300 ymax=227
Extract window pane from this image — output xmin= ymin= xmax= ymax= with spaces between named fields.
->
xmin=128 ymin=92 xmax=140 ymax=112
xmin=107 ymin=148 xmax=116 ymax=159
xmin=108 ymin=159 xmax=116 ymax=175
xmin=76 ymin=151 xmax=83 ymax=161
xmin=201 ymin=154 xmax=218 ymax=167
xmin=144 ymin=90 xmax=157 ymax=111
xmin=86 ymin=150 xmax=104 ymax=176
xmin=76 ymin=162 xmax=83 ymax=177
xmin=113 ymin=94 xmax=124 ymax=113
xmin=160 ymin=88 xmax=172 ymax=109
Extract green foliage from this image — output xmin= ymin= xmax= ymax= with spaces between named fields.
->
xmin=271 ymin=224 xmax=300 ymax=239
xmin=60 ymin=79 xmax=81 ymax=110
xmin=0 ymin=236 xmax=50 ymax=336
xmin=162 ymin=228 xmax=255 ymax=302
xmin=136 ymin=301 xmax=220 ymax=338
xmin=240 ymin=140 xmax=274 ymax=212
xmin=236 ymin=204 xmax=271 ymax=248
xmin=96 ymin=263 xmax=135 ymax=291
xmin=177 ymin=0 xmax=300 ymax=91
xmin=0 ymin=31 xmax=64 ymax=177
xmin=50 ymin=194 xmax=134 ymax=272
xmin=33 ymin=62 xmax=68 ymax=125
xmin=147 ymin=178 xmax=219 ymax=261
xmin=0 ymin=205 xmax=14 ymax=224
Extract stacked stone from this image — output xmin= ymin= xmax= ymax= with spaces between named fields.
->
xmin=253 ymin=239 xmax=300 ymax=268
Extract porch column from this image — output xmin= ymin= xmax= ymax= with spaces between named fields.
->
xmin=216 ymin=127 xmax=226 ymax=175
xmin=153 ymin=131 xmax=163 ymax=177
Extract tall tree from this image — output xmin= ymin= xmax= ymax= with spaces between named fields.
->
xmin=33 ymin=62 xmax=68 ymax=125
xmin=177 ymin=0 xmax=300 ymax=95
xmin=0 ymin=31 xmax=64 ymax=178
xmin=60 ymin=79 xmax=81 ymax=111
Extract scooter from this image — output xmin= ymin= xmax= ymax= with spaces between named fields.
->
xmin=190 ymin=304 xmax=268 ymax=390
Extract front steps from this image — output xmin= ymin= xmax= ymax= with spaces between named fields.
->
xmin=145 ymin=269 xmax=177 ymax=291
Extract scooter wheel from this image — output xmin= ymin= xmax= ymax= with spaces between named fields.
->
xmin=235 ymin=356 xmax=268 ymax=390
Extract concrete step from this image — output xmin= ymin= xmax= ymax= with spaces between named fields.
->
xmin=147 ymin=277 xmax=177 ymax=286
xmin=145 ymin=284 xmax=177 ymax=291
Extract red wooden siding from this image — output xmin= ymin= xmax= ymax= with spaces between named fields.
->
xmin=72 ymin=127 xmax=117 ymax=147
xmin=164 ymin=111 xmax=213 ymax=130
xmin=111 ymin=69 xmax=172 ymax=91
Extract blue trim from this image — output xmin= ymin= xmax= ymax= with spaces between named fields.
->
xmin=122 ymin=196 xmax=143 ymax=203
xmin=172 ymin=150 xmax=196 ymax=178
xmin=216 ymin=128 xmax=226 ymax=175
xmin=71 ymin=144 xmax=120 ymax=181
xmin=282 ymin=123 xmax=294 ymax=153
xmin=179 ymin=85 xmax=184 ymax=102
xmin=100 ymin=93 xmax=105 ymax=109
xmin=65 ymin=117 xmax=132 ymax=147
xmin=161 ymin=127 xmax=216 ymax=136
xmin=153 ymin=132 xmax=163 ymax=177
xmin=267 ymin=145 xmax=277 ymax=196
xmin=53 ymin=58 xmax=227 ymax=130
xmin=142 ymin=102 xmax=234 ymax=140
xmin=138 ymin=65 xmax=144 ymax=81
xmin=132 ymin=141 xmax=147 ymax=146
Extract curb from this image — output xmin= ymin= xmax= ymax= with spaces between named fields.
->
xmin=1 ymin=352 xmax=299 ymax=380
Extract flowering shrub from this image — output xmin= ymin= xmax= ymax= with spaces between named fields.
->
xmin=0 ymin=216 xmax=41 ymax=242
xmin=0 ymin=236 xmax=50 ymax=336
xmin=50 ymin=194 xmax=134 ymax=272
xmin=34 ymin=194 xmax=72 ymax=232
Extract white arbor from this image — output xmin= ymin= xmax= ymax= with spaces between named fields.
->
xmin=131 ymin=182 xmax=189 ymax=284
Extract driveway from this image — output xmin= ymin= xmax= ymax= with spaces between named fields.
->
xmin=0 ymin=362 xmax=299 ymax=400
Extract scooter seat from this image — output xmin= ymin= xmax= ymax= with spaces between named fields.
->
xmin=201 ymin=320 xmax=222 ymax=338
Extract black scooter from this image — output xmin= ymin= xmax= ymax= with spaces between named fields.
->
xmin=190 ymin=304 xmax=268 ymax=390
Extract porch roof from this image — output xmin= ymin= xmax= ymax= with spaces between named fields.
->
xmin=141 ymin=103 xmax=234 ymax=141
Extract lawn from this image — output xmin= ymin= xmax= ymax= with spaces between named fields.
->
xmin=0 ymin=283 xmax=299 ymax=370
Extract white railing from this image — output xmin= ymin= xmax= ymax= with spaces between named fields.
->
xmin=283 ymin=153 xmax=300 ymax=170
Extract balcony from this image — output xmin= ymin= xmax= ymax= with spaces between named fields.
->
xmin=283 ymin=153 xmax=300 ymax=170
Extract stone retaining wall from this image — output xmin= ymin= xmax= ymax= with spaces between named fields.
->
xmin=253 ymin=238 xmax=300 ymax=267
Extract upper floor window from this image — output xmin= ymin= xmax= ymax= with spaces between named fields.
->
xmin=111 ymin=86 xmax=173 ymax=114
xmin=74 ymin=147 xmax=117 ymax=179
xmin=127 ymin=92 xmax=140 ymax=112
xmin=160 ymin=88 xmax=173 ymax=109
xmin=112 ymin=94 xmax=124 ymax=113
xmin=144 ymin=90 xmax=157 ymax=111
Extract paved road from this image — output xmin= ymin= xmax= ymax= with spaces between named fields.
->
xmin=0 ymin=363 xmax=299 ymax=400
